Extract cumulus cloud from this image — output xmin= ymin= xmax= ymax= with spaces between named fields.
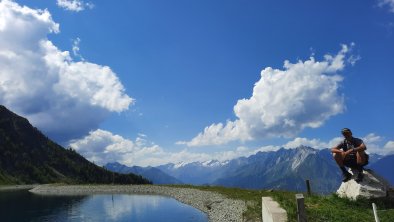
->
xmin=72 ymin=37 xmax=84 ymax=61
xmin=70 ymin=129 xmax=280 ymax=166
xmin=383 ymin=141 xmax=394 ymax=155
xmin=361 ymin=134 xmax=394 ymax=155
xmin=57 ymin=0 xmax=94 ymax=12
xmin=362 ymin=133 xmax=383 ymax=144
xmin=283 ymin=137 xmax=330 ymax=149
xmin=0 ymin=0 xmax=133 ymax=142
xmin=378 ymin=0 xmax=394 ymax=13
xmin=70 ymin=129 xmax=163 ymax=166
xmin=179 ymin=45 xmax=353 ymax=147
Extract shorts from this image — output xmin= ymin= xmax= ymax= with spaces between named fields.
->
xmin=344 ymin=156 xmax=358 ymax=168
xmin=343 ymin=153 xmax=369 ymax=167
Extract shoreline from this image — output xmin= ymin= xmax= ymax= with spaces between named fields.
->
xmin=29 ymin=184 xmax=247 ymax=222
xmin=0 ymin=184 xmax=38 ymax=191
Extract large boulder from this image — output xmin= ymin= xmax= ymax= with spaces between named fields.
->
xmin=336 ymin=169 xmax=391 ymax=200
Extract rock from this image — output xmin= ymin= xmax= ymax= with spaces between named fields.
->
xmin=337 ymin=169 xmax=391 ymax=200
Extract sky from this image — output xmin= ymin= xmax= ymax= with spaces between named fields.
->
xmin=0 ymin=0 xmax=393 ymax=167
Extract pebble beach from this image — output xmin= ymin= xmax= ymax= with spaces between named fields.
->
xmin=29 ymin=184 xmax=247 ymax=222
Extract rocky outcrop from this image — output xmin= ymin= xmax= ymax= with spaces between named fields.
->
xmin=337 ymin=169 xmax=391 ymax=200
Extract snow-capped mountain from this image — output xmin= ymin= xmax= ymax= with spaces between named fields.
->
xmin=157 ymin=160 xmax=228 ymax=185
xmin=155 ymin=146 xmax=339 ymax=193
xmin=106 ymin=146 xmax=387 ymax=194
xmin=212 ymin=146 xmax=342 ymax=194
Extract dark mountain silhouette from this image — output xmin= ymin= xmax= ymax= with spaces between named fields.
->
xmin=105 ymin=162 xmax=183 ymax=185
xmin=0 ymin=105 xmax=150 ymax=185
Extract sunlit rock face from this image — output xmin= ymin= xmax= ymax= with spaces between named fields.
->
xmin=337 ymin=169 xmax=390 ymax=200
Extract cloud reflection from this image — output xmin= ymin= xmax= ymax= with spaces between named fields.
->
xmin=102 ymin=195 xmax=162 ymax=220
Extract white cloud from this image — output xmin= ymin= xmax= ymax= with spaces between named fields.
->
xmin=180 ymin=45 xmax=353 ymax=147
xmin=70 ymin=129 xmax=164 ymax=166
xmin=283 ymin=137 xmax=329 ymax=149
xmin=70 ymin=129 xmax=280 ymax=166
xmin=72 ymin=37 xmax=84 ymax=61
xmin=57 ymin=0 xmax=94 ymax=12
xmin=362 ymin=133 xmax=383 ymax=144
xmin=279 ymin=136 xmax=344 ymax=150
xmin=0 ymin=1 xmax=133 ymax=142
xmin=103 ymin=195 xmax=161 ymax=221
xmin=366 ymin=137 xmax=394 ymax=155
xmin=176 ymin=120 xmax=250 ymax=146
xmin=378 ymin=0 xmax=394 ymax=13
xmin=383 ymin=141 xmax=394 ymax=155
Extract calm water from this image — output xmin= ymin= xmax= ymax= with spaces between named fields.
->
xmin=0 ymin=190 xmax=208 ymax=222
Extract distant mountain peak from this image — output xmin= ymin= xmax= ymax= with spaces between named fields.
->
xmin=202 ymin=159 xmax=228 ymax=167
xmin=295 ymin=145 xmax=317 ymax=151
xmin=174 ymin=161 xmax=188 ymax=169
xmin=291 ymin=146 xmax=317 ymax=170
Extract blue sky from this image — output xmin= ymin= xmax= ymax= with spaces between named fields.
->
xmin=1 ymin=0 xmax=393 ymax=166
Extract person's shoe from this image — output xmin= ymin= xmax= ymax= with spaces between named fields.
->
xmin=355 ymin=172 xmax=364 ymax=183
xmin=342 ymin=172 xmax=352 ymax=182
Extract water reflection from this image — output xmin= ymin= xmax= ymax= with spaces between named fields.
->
xmin=103 ymin=195 xmax=163 ymax=220
xmin=0 ymin=189 xmax=87 ymax=222
xmin=0 ymin=190 xmax=207 ymax=222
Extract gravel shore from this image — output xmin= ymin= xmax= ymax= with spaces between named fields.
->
xmin=0 ymin=184 xmax=37 ymax=191
xmin=30 ymin=184 xmax=247 ymax=222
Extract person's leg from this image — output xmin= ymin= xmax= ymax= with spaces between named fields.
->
xmin=333 ymin=153 xmax=351 ymax=182
xmin=355 ymin=151 xmax=366 ymax=182
xmin=333 ymin=152 xmax=344 ymax=166
xmin=356 ymin=150 xmax=367 ymax=165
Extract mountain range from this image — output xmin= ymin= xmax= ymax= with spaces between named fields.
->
xmin=158 ymin=146 xmax=345 ymax=194
xmin=104 ymin=162 xmax=182 ymax=185
xmin=0 ymin=105 xmax=150 ymax=185
xmin=108 ymin=146 xmax=389 ymax=194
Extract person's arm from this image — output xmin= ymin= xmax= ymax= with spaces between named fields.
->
xmin=343 ymin=140 xmax=366 ymax=155
xmin=352 ymin=142 xmax=366 ymax=152
xmin=331 ymin=145 xmax=343 ymax=154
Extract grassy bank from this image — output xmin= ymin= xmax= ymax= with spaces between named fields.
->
xmin=169 ymin=185 xmax=394 ymax=222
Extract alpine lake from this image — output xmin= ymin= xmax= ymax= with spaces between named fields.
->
xmin=0 ymin=188 xmax=208 ymax=222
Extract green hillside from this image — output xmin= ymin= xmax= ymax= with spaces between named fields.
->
xmin=0 ymin=105 xmax=150 ymax=185
xmin=172 ymin=185 xmax=394 ymax=222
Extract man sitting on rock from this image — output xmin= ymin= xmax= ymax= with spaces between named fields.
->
xmin=331 ymin=128 xmax=368 ymax=183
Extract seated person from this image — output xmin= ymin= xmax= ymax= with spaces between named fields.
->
xmin=331 ymin=128 xmax=368 ymax=182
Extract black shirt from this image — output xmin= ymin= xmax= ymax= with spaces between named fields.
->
xmin=337 ymin=137 xmax=364 ymax=152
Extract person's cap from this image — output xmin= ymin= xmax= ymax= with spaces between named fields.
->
xmin=341 ymin=128 xmax=352 ymax=134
